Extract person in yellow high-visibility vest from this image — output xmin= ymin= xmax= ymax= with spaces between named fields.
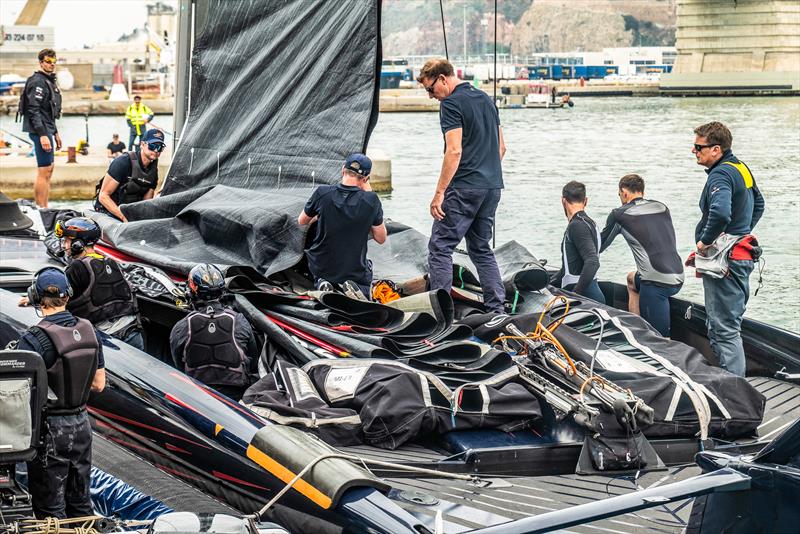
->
xmin=125 ymin=95 xmax=154 ymax=150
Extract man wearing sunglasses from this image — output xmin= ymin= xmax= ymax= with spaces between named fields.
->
xmin=93 ymin=129 xmax=165 ymax=222
xmin=416 ymin=58 xmax=506 ymax=313
xmin=19 ymin=48 xmax=63 ymax=208
xmin=692 ymin=121 xmax=765 ymax=376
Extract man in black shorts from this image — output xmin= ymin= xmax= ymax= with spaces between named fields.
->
xmin=552 ymin=181 xmax=605 ymax=304
xmin=298 ymin=153 xmax=387 ymax=299
xmin=600 ymin=174 xmax=684 ymax=337
xmin=20 ymin=48 xmax=62 ymax=208
xmin=417 ymin=58 xmax=507 ymax=313
xmin=94 ymin=128 xmax=165 ymax=222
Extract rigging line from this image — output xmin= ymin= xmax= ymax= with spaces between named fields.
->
xmin=439 ymin=0 xmax=449 ymax=59
xmin=492 ymin=0 xmax=498 ymax=250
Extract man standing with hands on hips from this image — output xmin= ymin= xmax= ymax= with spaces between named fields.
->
xmin=418 ymin=58 xmax=507 ymax=313
xmin=692 ymin=121 xmax=765 ymax=376
xmin=20 ymin=48 xmax=62 ymax=208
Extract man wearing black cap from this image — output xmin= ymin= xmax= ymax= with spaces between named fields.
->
xmin=93 ymin=128 xmax=165 ymax=222
xmin=15 ymin=267 xmax=105 ymax=519
xmin=298 ymin=153 xmax=387 ymax=299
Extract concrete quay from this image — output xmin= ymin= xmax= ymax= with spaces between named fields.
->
xmin=0 ymin=153 xmax=172 ymax=201
xmin=0 ymin=152 xmax=392 ymax=201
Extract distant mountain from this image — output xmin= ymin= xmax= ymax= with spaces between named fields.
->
xmin=380 ymin=0 xmax=675 ymax=58
xmin=512 ymin=0 xmax=676 ymax=55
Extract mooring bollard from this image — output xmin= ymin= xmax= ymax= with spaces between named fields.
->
xmin=67 ymin=146 xmax=77 ymax=163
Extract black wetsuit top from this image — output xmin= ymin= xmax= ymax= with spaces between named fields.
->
xmin=600 ymin=198 xmax=684 ymax=287
xmin=553 ymin=211 xmax=601 ymax=294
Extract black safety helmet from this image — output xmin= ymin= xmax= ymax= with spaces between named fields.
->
xmin=187 ymin=263 xmax=226 ymax=302
xmin=55 ymin=217 xmax=101 ymax=256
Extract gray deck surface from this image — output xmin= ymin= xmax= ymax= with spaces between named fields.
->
xmin=344 ymin=376 xmax=799 ymax=533
xmin=92 ymin=432 xmax=239 ymax=514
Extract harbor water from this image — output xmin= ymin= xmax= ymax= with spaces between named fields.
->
xmin=373 ymin=96 xmax=800 ymax=332
xmin=2 ymin=96 xmax=798 ymax=331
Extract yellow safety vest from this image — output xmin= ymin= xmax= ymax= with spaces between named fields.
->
xmin=125 ymin=103 xmax=153 ymax=134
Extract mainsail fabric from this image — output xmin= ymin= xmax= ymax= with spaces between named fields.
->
xmin=164 ymin=0 xmax=382 ymax=194
xmin=100 ymin=0 xmax=382 ymax=274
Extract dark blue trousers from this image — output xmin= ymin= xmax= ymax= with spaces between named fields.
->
xmin=635 ymin=273 xmax=681 ymax=338
xmin=428 ymin=188 xmax=505 ymax=313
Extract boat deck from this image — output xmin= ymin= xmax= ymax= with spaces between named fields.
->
xmin=92 ymin=433 xmax=238 ymax=514
xmin=340 ymin=376 xmax=800 ymax=533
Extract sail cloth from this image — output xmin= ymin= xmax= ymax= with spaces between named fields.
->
xmin=163 ymin=0 xmax=382 ymax=194
xmin=94 ymin=0 xmax=382 ymax=275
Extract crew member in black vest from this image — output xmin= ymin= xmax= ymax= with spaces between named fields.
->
xmin=18 ymin=217 xmax=144 ymax=350
xmin=15 ymin=267 xmax=105 ymax=519
xmin=93 ymin=128 xmax=165 ymax=222
xmin=169 ymin=264 xmax=258 ymax=400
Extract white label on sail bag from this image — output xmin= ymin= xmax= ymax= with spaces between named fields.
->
xmin=324 ymin=366 xmax=369 ymax=403
xmin=582 ymin=348 xmax=665 ymax=376
xmin=285 ymin=367 xmax=322 ymax=402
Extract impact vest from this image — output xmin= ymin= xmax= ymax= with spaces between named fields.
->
xmin=94 ymin=151 xmax=158 ymax=208
xmin=183 ymin=305 xmax=249 ymax=388
xmin=68 ymin=255 xmax=137 ymax=324
xmin=32 ymin=319 xmax=99 ymax=414
xmin=560 ymin=213 xmax=602 ymax=288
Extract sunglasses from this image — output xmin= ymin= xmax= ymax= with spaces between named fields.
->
xmin=693 ymin=143 xmax=718 ymax=152
xmin=42 ymin=57 xmax=58 ymax=65
xmin=424 ymin=77 xmax=440 ymax=94
xmin=147 ymin=142 xmax=165 ymax=153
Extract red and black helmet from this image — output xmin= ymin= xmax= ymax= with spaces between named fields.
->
xmin=187 ymin=263 xmax=226 ymax=302
xmin=54 ymin=217 xmax=101 ymax=253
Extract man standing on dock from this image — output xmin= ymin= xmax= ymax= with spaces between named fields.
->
xmin=418 ymin=58 xmax=506 ymax=313
xmin=125 ymin=95 xmax=154 ymax=151
xmin=20 ymin=48 xmax=62 ymax=208
xmin=693 ymin=121 xmax=765 ymax=376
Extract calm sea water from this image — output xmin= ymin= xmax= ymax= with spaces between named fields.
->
xmin=3 ymin=96 xmax=798 ymax=331
xmin=369 ymin=96 xmax=800 ymax=332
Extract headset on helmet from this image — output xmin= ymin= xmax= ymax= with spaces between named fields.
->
xmin=187 ymin=264 xmax=226 ymax=302
xmin=54 ymin=217 xmax=101 ymax=256
xmin=27 ymin=267 xmax=73 ymax=306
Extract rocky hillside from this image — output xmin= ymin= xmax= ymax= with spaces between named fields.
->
xmin=381 ymin=0 xmax=675 ymax=57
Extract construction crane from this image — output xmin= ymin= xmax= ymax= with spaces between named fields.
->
xmin=14 ymin=0 xmax=49 ymax=26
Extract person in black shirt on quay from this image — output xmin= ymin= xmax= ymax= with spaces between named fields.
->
xmin=94 ymin=129 xmax=165 ymax=222
xmin=298 ymin=153 xmax=387 ymax=300
xmin=106 ymin=133 xmax=126 ymax=160
xmin=552 ymin=181 xmax=605 ymax=304
xmin=15 ymin=268 xmax=105 ymax=519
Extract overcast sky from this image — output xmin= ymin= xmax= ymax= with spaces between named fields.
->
xmin=1 ymin=0 xmax=174 ymax=49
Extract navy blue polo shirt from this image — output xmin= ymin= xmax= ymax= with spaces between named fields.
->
xmin=303 ymin=184 xmax=383 ymax=285
xmin=440 ymin=82 xmax=503 ymax=189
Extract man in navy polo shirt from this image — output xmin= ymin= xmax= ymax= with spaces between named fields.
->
xmin=298 ymin=153 xmax=387 ymax=300
xmin=417 ymin=58 xmax=507 ymax=313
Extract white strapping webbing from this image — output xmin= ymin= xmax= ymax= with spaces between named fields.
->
xmin=598 ymin=309 xmax=713 ymax=440
xmin=665 ymin=383 xmax=682 ymax=422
